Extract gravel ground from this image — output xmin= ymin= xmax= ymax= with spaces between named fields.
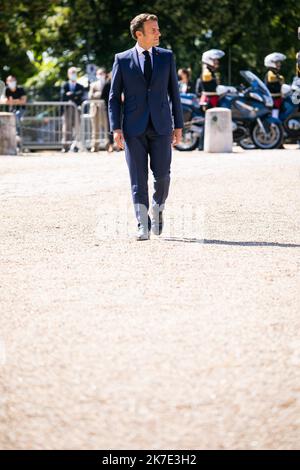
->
xmin=0 ymin=146 xmax=299 ymax=450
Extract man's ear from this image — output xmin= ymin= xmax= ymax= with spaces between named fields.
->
xmin=136 ymin=30 xmax=143 ymax=40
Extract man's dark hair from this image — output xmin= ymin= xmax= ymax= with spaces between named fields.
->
xmin=179 ymin=68 xmax=191 ymax=80
xmin=130 ymin=13 xmax=158 ymax=40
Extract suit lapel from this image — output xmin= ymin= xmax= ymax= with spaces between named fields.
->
xmin=131 ymin=47 xmax=146 ymax=83
xmin=150 ymin=47 xmax=160 ymax=86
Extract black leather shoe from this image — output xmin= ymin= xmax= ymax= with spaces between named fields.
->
xmin=135 ymin=215 xmax=151 ymax=241
xmin=138 ymin=215 xmax=151 ymax=230
xmin=135 ymin=224 xmax=150 ymax=241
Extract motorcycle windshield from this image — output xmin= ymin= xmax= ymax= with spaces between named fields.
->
xmin=240 ymin=70 xmax=272 ymax=98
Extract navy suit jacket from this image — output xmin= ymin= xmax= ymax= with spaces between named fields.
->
xmin=108 ymin=46 xmax=184 ymax=137
xmin=60 ymin=82 xmax=85 ymax=107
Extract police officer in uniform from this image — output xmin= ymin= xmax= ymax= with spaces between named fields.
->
xmin=264 ymin=52 xmax=286 ymax=115
xmin=196 ymin=49 xmax=225 ymax=108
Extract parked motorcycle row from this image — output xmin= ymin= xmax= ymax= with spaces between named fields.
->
xmin=177 ymin=71 xmax=300 ymax=151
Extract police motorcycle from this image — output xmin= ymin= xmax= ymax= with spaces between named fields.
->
xmin=278 ymin=78 xmax=300 ymax=145
xmin=177 ymin=92 xmax=205 ymax=151
xmin=176 ymin=71 xmax=284 ymax=151
xmin=219 ymin=71 xmax=284 ymax=150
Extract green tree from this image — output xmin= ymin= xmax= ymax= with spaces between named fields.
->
xmin=0 ymin=0 xmax=299 ymax=97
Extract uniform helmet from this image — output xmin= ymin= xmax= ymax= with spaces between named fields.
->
xmin=202 ymin=49 xmax=225 ymax=67
xmin=264 ymin=52 xmax=286 ymax=68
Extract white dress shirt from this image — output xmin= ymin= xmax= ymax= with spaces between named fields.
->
xmin=135 ymin=43 xmax=153 ymax=73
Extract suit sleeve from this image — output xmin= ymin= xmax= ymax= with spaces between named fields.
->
xmin=168 ymin=52 xmax=184 ymax=129
xmin=74 ymin=84 xmax=84 ymax=105
xmin=101 ymin=82 xmax=110 ymax=104
xmin=108 ymin=54 xmax=124 ymax=132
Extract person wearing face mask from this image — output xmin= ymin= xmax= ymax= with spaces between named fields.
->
xmin=61 ymin=67 xmax=84 ymax=152
xmin=4 ymin=75 xmax=27 ymax=108
xmin=2 ymin=75 xmax=27 ymax=135
xmin=88 ymin=67 xmax=107 ymax=152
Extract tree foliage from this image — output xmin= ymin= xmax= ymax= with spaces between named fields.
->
xmin=0 ymin=0 xmax=299 ymax=97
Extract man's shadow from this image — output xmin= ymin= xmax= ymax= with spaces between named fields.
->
xmin=162 ymin=237 xmax=300 ymax=248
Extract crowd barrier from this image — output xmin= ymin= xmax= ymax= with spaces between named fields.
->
xmin=0 ymin=100 xmax=110 ymax=152
xmin=80 ymin=100 xmax=109 ymax=151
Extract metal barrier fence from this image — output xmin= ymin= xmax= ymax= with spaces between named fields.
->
xmin=0 ymin=100 xmax=110 ymax=152
xmin=81 ymin=100 xmax=109 ymax=151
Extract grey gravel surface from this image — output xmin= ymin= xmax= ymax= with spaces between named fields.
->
xmin=0 ymin=147 xmax=299 ymax=450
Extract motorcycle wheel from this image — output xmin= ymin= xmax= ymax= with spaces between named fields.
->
xmin=174 ymin=126 xmax=199 ymax=151
xmin=251 ymin=120 xmax=284 ymax=150
xmin=239 ymin=137 xmax=257 ymax=150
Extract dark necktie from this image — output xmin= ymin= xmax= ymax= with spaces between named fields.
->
xmin=143 ymin=50 xmax=152 ymax=85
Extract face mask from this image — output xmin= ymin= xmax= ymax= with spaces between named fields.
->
xmin=97 ymin=76 xmax=105 ymax=85
xmin=70 ymin=74 xmax=77 ymax=81
xmin=8 ymin=81 xmax=17 ymax=90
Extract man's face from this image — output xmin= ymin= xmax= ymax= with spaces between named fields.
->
xmin=275 ymin=61 xmax=281 ymax=70
xmin=212 ymin=59 xmax=220 ymax=69
xmin=97 ymin=70 xmax=106 ymax=81
xmin=137 ymin=20 xmax=161 ymax=48
xmin=68 ymin=68 xmax=77 ymax=81
xmin=7 ymin=77 xmax=17 ymax=90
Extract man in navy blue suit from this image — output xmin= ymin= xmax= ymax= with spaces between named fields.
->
xmin=109 ymin=13 xmax=183 ymax=240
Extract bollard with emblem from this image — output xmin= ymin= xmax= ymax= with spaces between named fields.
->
xmin=204 ymin=107 xmax=233 ymax=153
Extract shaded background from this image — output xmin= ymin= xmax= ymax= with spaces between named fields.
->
xmin=0 ymin=0 xmax=299 ymax=99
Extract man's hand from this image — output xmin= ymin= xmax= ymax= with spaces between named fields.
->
xmin=172 ymin=128 xmax=182 ymax=146
xmin=113 ymin=129 xmax=125 ymax=150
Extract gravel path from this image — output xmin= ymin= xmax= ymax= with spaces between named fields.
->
xmin=0 ymin=147 xmax=299 ymax=450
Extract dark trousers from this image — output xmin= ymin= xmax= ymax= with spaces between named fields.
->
xmin=124 ymin=116 xmax=173 ymax=224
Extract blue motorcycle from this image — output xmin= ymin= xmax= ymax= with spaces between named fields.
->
xmin=280 ymin=79 xmax=300 ymax=145
xmin=177 ymin=71 xmax=284 ymax=151
xmin=177 ymin=93 xmax=204 ymax=151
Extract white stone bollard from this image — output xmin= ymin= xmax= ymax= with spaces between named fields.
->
xmin=204 ymin=107 xmax=232 ymax=153
xmin=0 ymin=112 xmax=17 ymax=155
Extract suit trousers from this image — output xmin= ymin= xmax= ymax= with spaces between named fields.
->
xmin=124 ymin=116 xmax=173 ymax=224
xmin=90 ymin=102 xmax=108 ymax=149
xmin=62 ymin=105 xmax=80 ymax=149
